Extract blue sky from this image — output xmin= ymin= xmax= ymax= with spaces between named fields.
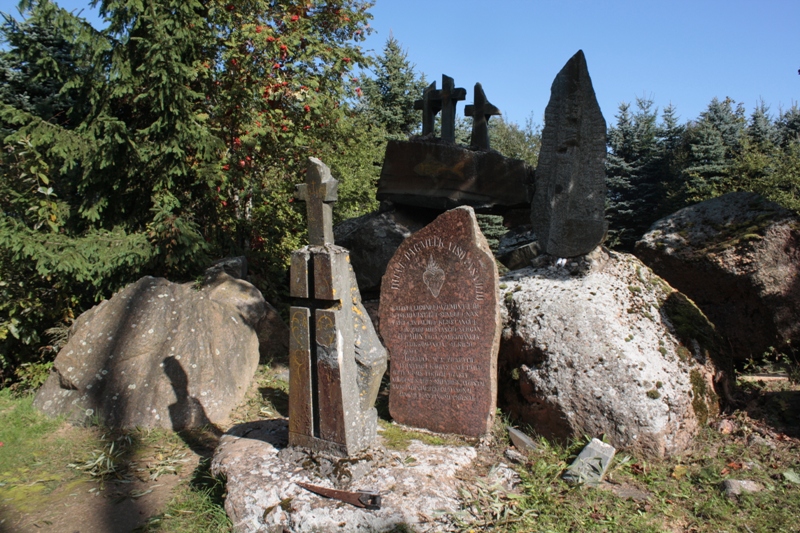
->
xmin=5 ymin=0 xmax=798 ymax=127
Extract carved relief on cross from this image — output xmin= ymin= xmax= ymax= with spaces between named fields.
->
xmin=413 ymin=74 xmax=466 ymax=144
xmin=464 ymin=83 xmax=501 ymax=150
xmin=295 ymin=157 xmax=338 ymax=246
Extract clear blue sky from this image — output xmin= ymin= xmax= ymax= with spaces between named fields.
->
xmin=5 ymin=0 xmax=798 ymax=127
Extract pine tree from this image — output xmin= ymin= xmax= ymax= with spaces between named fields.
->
xmin=777 ymin=105 xmax=800 ymax=146
xmin=681 ymin=97 xmax=745 ymax=202
xmin=360 ymin=36 xmax=427 ymax=139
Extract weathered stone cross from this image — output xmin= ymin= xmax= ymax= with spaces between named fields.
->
xmin=413 ymin=74 xmax=466 ymax=144
xmin=414 ymin=81 xmax=441 ymax=137
xmin=288 ymin=157 xmax=386 ymax=457
xmin=294 ymin=157 xmax=338 ymax=246
xmin=464 ymin=82 xmax=501 ymax=150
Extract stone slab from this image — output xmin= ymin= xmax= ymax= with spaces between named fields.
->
xmin=507 ymin=426 xmax=538 ymax=453
xmin=210 ymin=419 xmax=519 ymax=533
xmin=562 ymin=438 xmax=616 ymax=487
xmin=380 ymin=206 xmax=501 ymax=437
xmin=377 ymin=140 xmax=532 ymax=211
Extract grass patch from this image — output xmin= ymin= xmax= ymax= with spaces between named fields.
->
xmin=486 ymin=418 xmax=800 ymax=533
xmin=140 ymin=458 xmax=231 ymax=533
xmin=378 ymin=419 xmax=469 ymax=450
xmin=0 ymin=390 xmax=98 ymax=516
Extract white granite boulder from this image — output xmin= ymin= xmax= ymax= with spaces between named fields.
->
xmin=499 ymin=248 xmax=732 ymax=457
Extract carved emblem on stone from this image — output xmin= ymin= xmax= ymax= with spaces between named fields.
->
xmin=422 ymin=255 xmax=445 ymax=298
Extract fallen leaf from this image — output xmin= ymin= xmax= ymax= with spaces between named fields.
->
xmin=720 ymin=468 xmax=730 ymax=476
xmin=783 ymin=470 xmax=800 ymax=484
xmin=631 ymin=463 xmax=645 ymax=475
xmin=727 ymin=461 xmax=743 ymax=470
xmin=671 ymin=465 xmax=688 ymax=479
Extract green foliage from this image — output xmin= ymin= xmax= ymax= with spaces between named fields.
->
xmin=0 ymin=0 xmax=376 ymax=383
xmin=475 ymin=214 xmax=505 ymax=254
xmin=488 ymin=114 xmax=541 ymax=167
xmin=607 ymin=97 xmax=800 ymax=252
xmin=606 ymin=98 xmax=684 ymax=250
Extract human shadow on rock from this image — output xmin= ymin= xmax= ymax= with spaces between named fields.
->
xmin=164 ymin=356 xmax=222 ymax=454
xmin=224 ymin=419 xmax=289 ymax=448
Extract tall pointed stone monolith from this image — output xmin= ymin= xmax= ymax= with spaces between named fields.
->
xmin=532 ymin=50 xmax=607 ymax=257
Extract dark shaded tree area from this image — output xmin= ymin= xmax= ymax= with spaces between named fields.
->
xmin=606 ymin=97 xmax=800 ymax=251
xmin=0 ymin=0 xmax=376 ymax=384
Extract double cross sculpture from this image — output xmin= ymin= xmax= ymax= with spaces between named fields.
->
xmin=414 ymin=75 xmax=501 ymax=150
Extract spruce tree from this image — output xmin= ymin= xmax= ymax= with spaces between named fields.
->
xmin=360 ymin=36 xmax=426 ymax=139
xmin=605 ymin=98 xmax=664 ymax=250
xmin=680 ymin=97 xmax=745 ymax=202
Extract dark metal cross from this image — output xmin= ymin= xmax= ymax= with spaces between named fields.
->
xmin=295 ymin=157 xmax=338 ymax=246
xmin=413 ymin=74 xmax=466 ymax=144
xmin=464 ymin=83 xmax=501 ymax=150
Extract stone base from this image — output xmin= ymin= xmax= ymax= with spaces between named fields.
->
xmin=377 ymin=140 xmax=532 ymax=211
xmin=211 ymin=419 xmax=519 ymax=533
xmin=288 ymin=408 xmax=378 ymax=458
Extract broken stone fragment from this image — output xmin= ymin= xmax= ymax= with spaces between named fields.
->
xmin=562 ymin=438 xmax=616 ymax=487
xmin=507 ymin=426 xmax=538 ymax=454
xmin=721 ymin=479 xmax=764 ymax=499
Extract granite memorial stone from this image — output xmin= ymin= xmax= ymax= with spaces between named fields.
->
xmin=532 ymin=49 xmax=607 ymax=257
xmin=380 ymin=206 xmax=501 ymax=437
xmin=289 ymin=158 xmax=387 ymax=456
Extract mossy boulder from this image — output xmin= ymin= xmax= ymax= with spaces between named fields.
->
xmin=636 ymin=192 xmax=800 ymax=363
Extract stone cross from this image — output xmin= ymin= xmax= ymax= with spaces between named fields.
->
xmin=464 ymin=83 xmax=501 ymax=150
xmin=289 ymin=157 xmax=387 ymax=457
xmin=294 ymin=157 xmax=338 ymax=246
xmin=413 ymin=74 xmax=466 ymax=144
xmin=413 ymin=81 xmax=441 ymax=136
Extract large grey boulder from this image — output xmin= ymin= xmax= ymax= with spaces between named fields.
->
xmin=499 ymin=248 xmax=731 ymax=457
xmin=532 ymin=50 xmax=607 ymax=257
xmin=636 ymin=192 xmax=800 ymax=362
xmin=333 ymin=205 xmax=435 ymax=295
xmin=34 ymin=261 xmax=286 ymax=429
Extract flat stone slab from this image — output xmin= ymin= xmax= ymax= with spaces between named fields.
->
xmin=562 ymin=438 xmax=616 ymax=486
xmin=211 ymin=419 xmax=502 ymax=532
xmin=380 ymin=207 xmax=501 ymax=437
xmin=377 ymin=140 xmax=532 ymax=211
